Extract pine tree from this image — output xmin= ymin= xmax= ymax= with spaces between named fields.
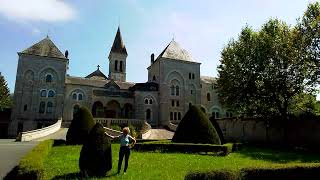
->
xmin=0 ymin=73 xmax=12 ymax=110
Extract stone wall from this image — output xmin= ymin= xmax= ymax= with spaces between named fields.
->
xmin=217 ymin=118 xmax=320 ymax=146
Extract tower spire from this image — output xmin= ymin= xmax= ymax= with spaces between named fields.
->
xmin=110 ymin=27 xmax=127 ymax=55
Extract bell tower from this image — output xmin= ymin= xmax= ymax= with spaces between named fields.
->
xmin=108 ymin=27 xmax=127 ymax=82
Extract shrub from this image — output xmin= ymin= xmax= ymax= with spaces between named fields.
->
xmin=79 ymin=123 xmax=112 ymax=177
xmin=185 ymin=170 xmax=239 ymax=180
xmin=172 ymin=105 xmax=221 ymax=144
xmin=66 ymin=107 xmax=95 ymax=145
xmin=6 ymin=140 xmax=54 ymax=179
xmin=133 ymin=142 xmax=233 ymax=156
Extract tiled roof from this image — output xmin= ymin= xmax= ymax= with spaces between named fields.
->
xmin=85 ymin=68 xmax=108 ymax=80
xmin=110 ymin=27 xmax=127 ymax=55
xmin=66 ymin=76 xmax=135 ymax=90
xmin=157 ymin=40 xmax=195 ymax=62
xmin=200 ymin=76 xmax=216 ymax=84
xmin=20 ymin=37 xmax=66 ymax=59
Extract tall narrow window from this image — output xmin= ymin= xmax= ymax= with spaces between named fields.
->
xmin=170 ymin=112 xmax=173 ymax=120
xmin=48 ymin=90 xmax=55 ymax=97
xmin=153 ymin=75 xmax=156 ymax=81
xmin=176 ymin=100 xmax=179 ymax=107
xmin=46 ymin=102 xmax=53 ymax=113
xmin=207 ymin=93 xmax=211 ymax=101
xmin=171 ymin=100 xmax=174 ymax=107
xmin=149 ymin=99 xmax=153 ymax=104
xmin=189 ymin=73 xmax=191 ymax=79
xmin=170 ymin=85 xmax=175 ymax=95
xmin=115 ymin=60 xmax=118 ymax=71
xmin=176 ymin=86 xmax=179 ymax=96
xmin=178 ymin=112 xmax=181 ymax=120
xmin=39 ymin=101 xmax=45 ymax=114
xmin=40 ymin=90 xmax=47 ymax=97
xmin=146 ymin=109 xmax=151 ymax=120
xmin=78 ymin=93 xmax=83 ymax=101
xmin=192 ymin=73 xmax=195 ymax=79
xmin=46 ymin=74 xmax=52 ymax=82
xmin=145 ymin=99 xmax=148 ymax=104
xmin=174 ymin=112 xmax=177 ymax=120
xmin=72 ymin=93 xmax=77 ymax=100
xmin=120 ymin=61 xmax=123 ymax=72
xmin=24 ymin=104 xmax=27 ymax=111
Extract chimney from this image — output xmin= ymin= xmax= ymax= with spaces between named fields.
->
xmin=151 ymin=53 xmax=154 ymax=64
xmin=65 ymin=50 xmax=69 ymax=58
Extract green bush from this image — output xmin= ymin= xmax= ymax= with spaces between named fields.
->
xmin=13 ymin=140 xmax=54 ymax=179
xmin=79 ymin=123 xmax=112 ymax=177
xmin=185 ymin=170 xmax=239 ymax=180
xmin=185 ymin=165 xmax=320 ymax=180
xmin=66 ymin=107 xmax=95 ymax=145
xmin=172 ymin=105 xmax=221 ymax=144
xmin=133 ymin=142 xmax=233 ymax=156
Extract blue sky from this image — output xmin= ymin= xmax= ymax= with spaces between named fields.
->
xmin=0 ymin=0 xmax=316 ymax=94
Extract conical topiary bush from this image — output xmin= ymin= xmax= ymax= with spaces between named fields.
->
xmin=172 ymin=105 xmax=221 ymax=144
xmin=66 ymin=106 xmax=95 ymax=145
xmin=79 ymin=123 xmax=112 ymax=177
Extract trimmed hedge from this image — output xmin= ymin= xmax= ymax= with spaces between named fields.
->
xmin=67 ymin=107 xmax=95 ymax=145
xmin=172 ymin=105 xmax=221 ymax=144
xmin=133 ymin=142 xmax=234 ymax=156
xmin=10 ymin=140 xmax=54 ymax=180
xmin=185 ymin=165 xmax=320 ymax=180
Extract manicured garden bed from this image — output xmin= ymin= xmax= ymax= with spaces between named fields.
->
xmin=41 ymin=143 xmax=320 ymax=179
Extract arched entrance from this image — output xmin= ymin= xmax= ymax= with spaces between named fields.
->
xmin=92 ymin=101 xmax=104 ymax=117
xmin=123 ymin=103 xmax=133 ymax=118
xmin=105 ymin=100 xmax=121 ymax=118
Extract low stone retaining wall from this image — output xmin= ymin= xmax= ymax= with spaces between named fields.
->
xmin=104 ymin=127 xmax=122 ymax=137
xmin=17 ymin=119 xmax=62 ymax=142
xmin=94 ymin=118 xmax=145 ymax=127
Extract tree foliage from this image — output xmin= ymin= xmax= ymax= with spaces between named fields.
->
xmin=216 ymin=2 xmax=320 ymax=118
xmin=0 ymin=73 xmax=12 ymax=110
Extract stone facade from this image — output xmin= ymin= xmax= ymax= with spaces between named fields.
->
xmin=8 ymin=28 xmax=230 ymax=136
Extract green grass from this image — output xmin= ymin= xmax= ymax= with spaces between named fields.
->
xmin=43 ymin=144 xmax=320 ymax=180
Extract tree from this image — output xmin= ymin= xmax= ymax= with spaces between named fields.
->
xmin=216 ymin=3 xmax=320 ymax=119
xmin=66 ymin=107 xmax=95 ymax=145
xmin=172 ymin=105 xmax=221 ymax=144
xmin=0 ymin=73 xmax=12 ymax=110
xmin=79 ymin=123 xmax=112 ymax=177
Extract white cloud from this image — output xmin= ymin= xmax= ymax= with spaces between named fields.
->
xmin=0 ymin=0 xmax=76 ymax=22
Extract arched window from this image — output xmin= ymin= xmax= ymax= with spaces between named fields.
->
xmin=212 ymin=109 xmax=220 ymax=119
xmin=40 ymin=90 xmax=47 ymax=97
xmin=171 ymin=100 xmax=174 ymax=107
xmin=149 ymin=99 xmax=153 ymax=104
xmin=170 ymin=85 xmax=175 ymax=95
xmin=178 ymin=112 xmax=181 ymax=120
xmin=189 ymin=103 xmax=192 ymax=108
xmin=146 ymin=109 xmax=151 ymax=120
xmin=176 ymin=86 xmax=179 ymax=96
xmin=207 ymin=93 xmax=211 ymax=101
xmin=192 ymin=73 xmax=195 ymax=79
xmin=48 ymin=90 xmax=55 ymax=97
xmin=39 ymin=101 xmax=45 ymax=114
xmin=120 ymin=61 xmax=123 ymax=72
xmin=78 ymin=93 xmax=83 ymax=101
xmin=153 ymin=75 xmax=156 ymax=81
xmin=46 ymin=74 xmax=52 ymax=82
xmin=115 ymin=60 xmax=118 ymax=71
xmin=73 ymin=105 xmax=80 ymax=115
xmin=46 ymin=102 xmax=53 ymax=113
xmin=176 ymin=100 xmax=179 ymax=107
xmin=24 ymin=104 xmax=27 ymax=111
xmin=189 ymin=73 xmax=191 ymax=79
xmin=170 ymin=112 xmax=173 ymax=120
xmin=72 ymin=93 xmax=77 ymax=100
xmin=145 ymin=99 xmax=148 ymax=104
xmin=174 ymin=112 xmax=177 ymax=120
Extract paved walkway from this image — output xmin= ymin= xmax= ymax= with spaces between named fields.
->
xmin=144 ymin=129 xmax=174 ymax=139
xmin=0 ymin=139 xmax=38 ymax=179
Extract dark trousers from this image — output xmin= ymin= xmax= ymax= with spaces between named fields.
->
xmin=118 ymin=146 xmax=130 ymax=172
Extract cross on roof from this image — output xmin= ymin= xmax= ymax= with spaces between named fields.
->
xmin=97 ymin=65 xmax=100 ymax=70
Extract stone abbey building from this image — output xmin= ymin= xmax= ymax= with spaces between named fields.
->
xmin=8 ymin=27 xmax=232 ymax=136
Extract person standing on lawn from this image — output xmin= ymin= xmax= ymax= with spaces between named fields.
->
xmin=106 ymin=127 xmax=136 ymax=174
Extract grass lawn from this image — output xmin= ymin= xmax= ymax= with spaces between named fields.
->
xmin=43 ymin=144 xmax=320 ymax=180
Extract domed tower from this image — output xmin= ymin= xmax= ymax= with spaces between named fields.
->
xmin=108 ymin=27 xmax=127 ymax=82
